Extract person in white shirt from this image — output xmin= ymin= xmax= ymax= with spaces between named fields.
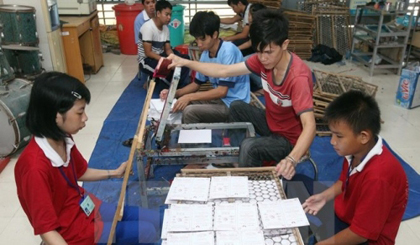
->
xmin=134 ymin=0 xmax=156 ymax=44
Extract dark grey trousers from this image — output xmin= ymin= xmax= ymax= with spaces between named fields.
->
xmin=228 ymin=100 xmax=293 ymax=167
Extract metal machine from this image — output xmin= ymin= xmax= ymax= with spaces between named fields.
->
xmin=137 ymin=67 xmax=256 ymax=207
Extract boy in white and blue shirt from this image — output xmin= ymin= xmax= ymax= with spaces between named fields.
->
xmin=160 ymin=11 xmax=250 ymax=124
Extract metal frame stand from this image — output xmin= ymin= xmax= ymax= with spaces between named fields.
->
xmin=136 ymin=67 xmax=256 ymax=206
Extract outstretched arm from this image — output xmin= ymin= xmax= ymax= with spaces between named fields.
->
xmin=79 ymin=162 xmax=127 ymax=181
xmin=173 ymin=86 xmax=229 ymax=112
xmin=303 ymin=181 xmax=367 ymax=244
xmin=220 ymin=15 xmax=242 ymax=24
xmin=275 ymin=111 xmax=316 ymax=179
xmin=302 ymin=180 xmax=342 ymax=215
xmin=167 ymin=53 xmax=250 ymax=78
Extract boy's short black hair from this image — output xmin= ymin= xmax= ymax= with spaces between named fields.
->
xmin=156 ymin=0 xmax=172 ymax=12
xmin=189 ymin=11 xmax=220 ymax=39
xmin=250 ymin=3 xmax=266 ymax=15
xmin=227 ymin=0 xmax=248 ymax=6
xmin=324 ymin=90 xmax=381 ymax=136
xmin=26 ymin=72 xmax=91 ymax=141
xmin=250 ymin=9 xmax=288 ymax=52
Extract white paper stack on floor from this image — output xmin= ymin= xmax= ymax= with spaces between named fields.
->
xmin=258 ymin=198 xmax=310 ymax=229
xmin=148 ymin=98 xmax=182 ymax=124
xmin=165 ymin=177 xmax=211 ymax=204
xmin=216 ymin=230 xmax=265 ymax=245
xmin=209 ymin=176 xmax=249 ymax=199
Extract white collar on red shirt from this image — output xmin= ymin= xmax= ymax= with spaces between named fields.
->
xmin=345 ymin=135 xmax=383 ymax=176
xmin=34 ymin=136 xmax=75 ymax=168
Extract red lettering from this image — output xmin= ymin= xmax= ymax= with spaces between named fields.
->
xmin=401 ymin=79 xmax=410 ymax=100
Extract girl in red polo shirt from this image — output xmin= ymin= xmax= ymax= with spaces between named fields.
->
xmin=15 ymin=72 xmax=160 ymax=244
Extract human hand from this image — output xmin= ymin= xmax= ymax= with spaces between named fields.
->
xmin=167 ymin=53 xmax=187 ymax=69
xmin=302 ymin=193 xmax=326 ymax=215
xmin=114 ymin=162 xmax=127 ymax=178
xmin=275 ymin=158 xmax=296 ymax=180
xmin=172 ymin=95 xmax=191 ymax=112
xmin=160 ymin=89 xmax=169 ymax=101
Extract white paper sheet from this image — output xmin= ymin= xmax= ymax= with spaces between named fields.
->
xmin=148 ymin=98 xmax=182 ymax=124
xmin=209 ymin=176 xmax=249 ymax=199
xmin=166 ymin=231 xmax=214 ymax=245
xmin=165 ymin=177 xmax=210 ymax=203
xmin=214 ymin=203 xmax=260 ymax=231
xmin=258 ymin=198 xmax=310 ymax=229
xmin=216 ymin=230 xmax=265 ymax=245
xmin=178 ymin=129 xmax=212 ymax=144
xmin=161 ymin=209 xmax=171 ymax=239
xmin=166 ymin=204 xmax=213 ymax=232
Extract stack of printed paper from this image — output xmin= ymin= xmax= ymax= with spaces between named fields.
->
xmin=165 ymin=177 xmax=211 ymax=204
xmin=165 ymin=204 xmax=213 ymax=232
xmin=213 ymin=203 xmax=260 ymax=231
xmin=209 ymin=176 xmax=249 ymax=199
xmin=258 ymin=198 xmax=309 ymax=229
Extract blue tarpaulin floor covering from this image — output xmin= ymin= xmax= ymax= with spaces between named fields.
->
xmin=84 ymin=76 xmax=420 ymax=222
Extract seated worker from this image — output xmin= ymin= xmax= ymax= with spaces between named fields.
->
xmin=238 ymin=3 xmax=266 ymax=58
xmin=220 ymin=0 xmax=252 ymax=55
xmin=239 ymin=3 xmax=266 ymax=94
xmin=303 ymin=90 xmax=408 ymax=244
xmin=167 ymin=9 xmax=316 ymax=179
xmin=15 ymin=72 xmax=160 ymax=244
xmin=138 ymin=0 xmax=189 ymax=88
xmin=160 ymin=11 xmax=250 ymax=124
xmin=134 ymin=0 xmax=155 ymax=45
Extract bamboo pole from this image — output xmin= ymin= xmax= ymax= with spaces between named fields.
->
xmin=107 ymin=80 xmax=156 ymax=245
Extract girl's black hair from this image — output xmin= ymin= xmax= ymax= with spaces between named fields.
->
xmin=26 ymin=72 xmax=90 ymax=141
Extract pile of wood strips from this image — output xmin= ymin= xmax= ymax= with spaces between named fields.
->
xmin=284 ymin=10 xmax=316 ymax=60
xmin=313 ymin=69 xmax=378 ymax=136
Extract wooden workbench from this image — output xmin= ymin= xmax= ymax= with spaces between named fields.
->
xmin=60 ymin=11 xmax=104 ymax=83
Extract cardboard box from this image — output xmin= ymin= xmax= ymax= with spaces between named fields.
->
xmin=379 ymin=47 xmax=403 ymax=62
xmin=411 ymin=32 xmax=420 ymax=48
xmin=396 ymin=68 xmax=420 ymax=109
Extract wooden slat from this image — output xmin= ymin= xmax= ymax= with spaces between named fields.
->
xmin=107 ymin=80 xmax=156 ymax=245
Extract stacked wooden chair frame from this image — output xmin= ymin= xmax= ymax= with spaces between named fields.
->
xmin=284 ymin=10 xmax=316 ymax=60
xmin=312 ymin=69 xmax=378 ymax=136
xmin=299 ymin=0 xmax=351 ymax=55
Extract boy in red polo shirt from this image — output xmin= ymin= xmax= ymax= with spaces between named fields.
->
xmin=302 ymin=91 xmax=408 ymax=244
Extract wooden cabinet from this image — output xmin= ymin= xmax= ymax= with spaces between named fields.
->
xmin=60 ymin=11 xmax=104 ymax=83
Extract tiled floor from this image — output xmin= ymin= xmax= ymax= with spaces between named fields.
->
xmin=0 ymin=53 xmax=419 ymax=244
